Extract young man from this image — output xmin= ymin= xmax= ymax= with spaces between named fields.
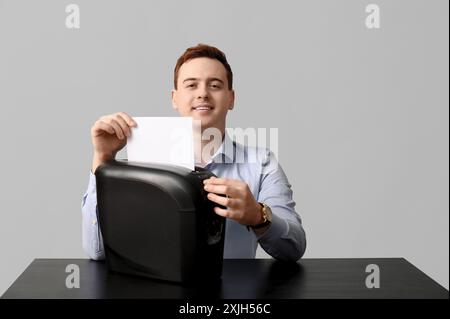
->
xmin=82 ymin=44 xmax=306 ymax=261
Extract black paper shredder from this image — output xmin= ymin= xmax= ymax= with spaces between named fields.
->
xmin=95 ymin=160 xmax=226 ymax=283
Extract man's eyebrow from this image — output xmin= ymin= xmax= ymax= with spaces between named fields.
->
xmin=208 ymin=78 xmax=224 ymax=84
xmin=182 ymin=77 xmax=224 ymax=84
xmin=182 ymin=78 xmax=198 ymax=83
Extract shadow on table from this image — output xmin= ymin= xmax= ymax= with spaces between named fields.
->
xmin=88 ymin=259 xmax=304 ymax=299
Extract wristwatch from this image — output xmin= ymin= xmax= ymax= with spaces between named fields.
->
xmin=251 ymin=202 xmax=273 ymax=229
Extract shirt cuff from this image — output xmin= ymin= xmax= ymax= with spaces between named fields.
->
xmin=88 ymin=171 xmax=97 ymax=195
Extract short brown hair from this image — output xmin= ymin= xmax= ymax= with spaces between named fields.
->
xmin=174 ymin=44 xmax=233 ymax=90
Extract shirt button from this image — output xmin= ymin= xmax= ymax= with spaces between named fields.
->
xmin=92 ymin=219 xmax=97 ymax=225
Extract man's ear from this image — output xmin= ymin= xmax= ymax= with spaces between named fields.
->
xmin=171 ymin=89 xmax=178 ymax=110
xmin=228 ymin=89 xmax=235 ymax=110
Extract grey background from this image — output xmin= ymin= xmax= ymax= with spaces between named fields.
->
xmin=0 ymin=0 xmax=448 ymax=295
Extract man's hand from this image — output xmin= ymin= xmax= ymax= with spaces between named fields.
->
xmin=203 ymin=177 xmax=263 ymax=226
xmin=91 ymin=112 xmax=136 ymax=173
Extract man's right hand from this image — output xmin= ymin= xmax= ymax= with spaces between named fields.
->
xmin=91 ymin=112 xmax=137 ymax=173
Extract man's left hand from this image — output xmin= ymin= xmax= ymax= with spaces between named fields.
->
xmin=203 ymin=177 xmax=263 ymax=226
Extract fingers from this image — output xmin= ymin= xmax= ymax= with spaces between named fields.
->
xmin=92 ymin=121 xmax=115 ymax=135
xmin=204 ymin=177 xmax=247 ymax=191
xmin=207 ymin=192 xmax=238 ymax=208
xmin=117 ymin=112 xmax=137 ymax=128
xmin=112 ymin=115 xmax=131 ymax=138
xmin=212 ymin=207 xmax=246 ymax=223
xmin=92 ymin=112 xmax=137 ymax=140
xmin=203 ymin=177 xmax=246 ymax=198
xmin=101 ymin=118 xmax=126 ymax=139
xmin=213 ymin=206 xmax=231 ymax=218
xmin=204 ymin=177 xmax=257 ymax=224
xmin=204 ymin=184 xmax=238 ymax=198
xmin=203 ymin=177 xmax=236 ymax=186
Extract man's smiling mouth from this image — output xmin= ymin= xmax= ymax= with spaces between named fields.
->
xmin=192 ymin=104 xmax=214 ymax=111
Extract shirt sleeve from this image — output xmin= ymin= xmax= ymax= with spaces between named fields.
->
xmin=255 ymin=150 xmax=307 ymax=261
xmin=81 ymin=171 xmax=105 ymax=260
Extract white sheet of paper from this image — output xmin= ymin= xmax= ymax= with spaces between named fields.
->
xmin=126 ymin=117 xmax=195 ymax=170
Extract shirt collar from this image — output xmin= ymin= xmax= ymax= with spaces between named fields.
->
xmin=207 ymin=130 xmax=236 ymax=165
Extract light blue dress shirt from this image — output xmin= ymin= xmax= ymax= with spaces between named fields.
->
xmin=81 ymin=133 xmax=306 ymax=261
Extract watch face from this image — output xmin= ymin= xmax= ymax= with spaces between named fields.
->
xmin=265 ymin=205 xmax=273 ymax=223
xmin=262 ymin=213 xmax=267 ymax=223
xmin=254 ymin=203 xmax=272 ymax=228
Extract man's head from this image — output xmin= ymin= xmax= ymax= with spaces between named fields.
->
xmin=172 ymin=44 xmax=235 ymax=132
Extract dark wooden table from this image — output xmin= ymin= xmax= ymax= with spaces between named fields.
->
xmin=1 ymin=258 xmax=448 ymax=299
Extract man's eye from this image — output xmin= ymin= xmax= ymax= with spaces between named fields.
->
xmin=210 ymin=84 xmax=221 ymax=89
xmin=186 ymin=84 xmax=196 ymax=88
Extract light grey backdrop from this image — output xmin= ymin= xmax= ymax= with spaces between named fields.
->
xmin=0 ymin=0 xmax=448 ymax=295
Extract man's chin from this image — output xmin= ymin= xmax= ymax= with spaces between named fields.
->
xmin=191 ymin=114 xmax=214 ymax=125
xmin=187 ymin=113 xmax=225 ymax=131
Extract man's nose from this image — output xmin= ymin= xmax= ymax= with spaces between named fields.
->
xmin=196 ymin=85 xmax=209 ymax=99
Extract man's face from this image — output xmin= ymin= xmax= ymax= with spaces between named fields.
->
xmin=172 ymin=57 xmax=235 ymax=130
